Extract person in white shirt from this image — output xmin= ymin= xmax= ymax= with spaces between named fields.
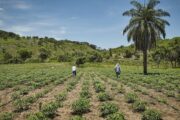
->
xmin=114 ymin=63 xmax=121 ymax=78
xmin=72 ymin=65 xmax=77 ymax=77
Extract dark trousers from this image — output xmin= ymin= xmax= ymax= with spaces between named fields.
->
xmin=72 ymin=71 xmax=76 ymax=76
xmin=116 ymin=72 xmax=120 ymax=78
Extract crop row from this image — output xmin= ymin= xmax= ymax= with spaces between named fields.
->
xmin=27 ymin=74 xmax=82 ymax=120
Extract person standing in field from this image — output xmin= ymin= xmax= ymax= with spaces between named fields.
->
xmin=72 ymin=65 xmax=77 ymax=77
xmin=114 ymin=63 xmax=121 ymax=78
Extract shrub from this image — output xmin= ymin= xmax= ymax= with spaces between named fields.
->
xmin=125 ymin=93 xmax=138 ymax=103
xmin=18 ymin=49 xmax=32 ymax=61
xmin=100 ymin=102 xmax=118 ymax=117
xmin=41 ymin=102 xmax=60 ymax=118
xmin=72 ymin=98 xmax=90 ymax=115
xmin=0 ymin=112 xmax=13 ymax=120
xmin=132 ymin=101 xmax=146 ymax=112
xmin=107 ymin=112 xmax=125 ymax=120
xmin=98 ymin=92 xmax=112 ymax=101
xmin=76 ymin=57 xmax=86 ymax=66
xmin=70 ymin=115 xmax=86 ymax=120
xmin=142 ymin=109 xmax=161 ymax=120
xmin=27 ymin=112 xmax=47 ymax=120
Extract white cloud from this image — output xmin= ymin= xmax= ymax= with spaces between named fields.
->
xmin=14 ymin=1 xmax=31 ymax=10
xmin=5 ymin=25 xmax=33 ymax=35
xmin=0 ymin=8 xmax=4 ymax=12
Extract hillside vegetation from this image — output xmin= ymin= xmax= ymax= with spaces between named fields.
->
xmin=0 ymin=30 xmax=180 ymax=67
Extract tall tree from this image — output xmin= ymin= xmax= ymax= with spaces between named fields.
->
xmin=123 ymin=0 xmax=170 ymax=74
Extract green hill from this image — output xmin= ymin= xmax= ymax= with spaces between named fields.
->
xmin=0 ymin=30 xmax=101 ymax=63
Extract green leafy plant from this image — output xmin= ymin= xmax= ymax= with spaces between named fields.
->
xmin=80 ymin=90 xmax=91 ymax=98
xmin=41 ymin=102 xmax=60 ymax=118
xmin=100 ymin=102 xmax=118 ymax=117
xmin=70 ymin=115 xmax=86 ymax=120
xmin=13 ymin=99 xmax=30 ymax=112
xmin=132 ymin=101 xmax=146 ymax=112
xmin=107 ymin=112 xmax=125 ymax=120
xmin=125 ymin=93 xmax=138 ymax=103
xmin=0 ymin=112 xmax=13 ymax=120
xmin=94 ymin=83 xmax=105 ymax=93
xmin=27 ymin=112 xmax=47 ymax=120
xmin=142 ymin=109 xmax=162 ymax=120
xmin=98 ymin=92 xmax=112 ymax=101
xmin=117 ymin=85 xmax=125 ymax=94
xmin=55 ymin=92 xmax=67 ymax=102
xmin=72 ymin=98 xmax=90 ymax=115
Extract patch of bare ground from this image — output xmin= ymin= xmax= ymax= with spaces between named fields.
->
xmin=53 ymin=77 xmax=83 ymax=120
xmin=83 ymin=77 xmax=104 ymax=120
xmin=100 ymin=75 xmax=180 ymax=120
xmin=14 ymin=77 xmax=73 ymax=120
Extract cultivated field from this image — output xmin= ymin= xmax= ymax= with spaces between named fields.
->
xmin=0 ymin=63 xmax=179 ymax=120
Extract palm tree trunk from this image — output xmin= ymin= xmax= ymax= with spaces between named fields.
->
xmin=143 ymin=50 xmax=148 ymax=75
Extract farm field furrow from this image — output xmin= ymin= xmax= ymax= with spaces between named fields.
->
xmin=0 ymin=64 xmax=179 ymax=120
xmin=97 ymin=73 xmax=180 ymax=120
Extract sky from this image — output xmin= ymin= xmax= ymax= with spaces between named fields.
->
xmin=0 ymin=0 xmax=180 ymax=49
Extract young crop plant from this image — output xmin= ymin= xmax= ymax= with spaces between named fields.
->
xmin=80 ymin=89 xmax=91 ymax=99
xmin=70 ymin=115 xmax=86 ymax=120
xmin=27 ymin=112 xmax=47 ymax=120
xmin=0 ymin=112 xmax=13 ymax=120
xmin=132 ymin=100 xmax=146 ymax=112
xmin=98 ymin=92 xmax=112 ymax=101
xmin=117 ymin=85 xmax=125 ymax=94
xmin=55 ymin=91 xmax=67 ymax=102
xmin=40 ymin=102 xmax=60 ymax=118
xmin=107 ymin=112 xmax=125 ymax=120
xmin=72 ymin=98 xmax=90 ymax=115
xmin=142 ymin=109 xmax=162 ymax=120
xmin=13 ymin=99 xmax=30 ymax=112
xmin=94 ymin=83 xmax=105 ymax=93
xmin=99 ymin=102 xmax=118 ymax=117
xmin=125 ymin=93 xmax=138 ymax=103
xmin=165 ymin=91 xmax=175 ymax=97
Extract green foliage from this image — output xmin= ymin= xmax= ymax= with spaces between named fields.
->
xmin=80 ymin=89 xmax=91 ymax=98
xmin=72 ymin=98 xmax=90 ymax=115
xmin=38 ymin=48 xmax=49 ymax=62
xmin=0 ymin=112 xmax=13 ymax=120
xmin=88 ymin=52 xmax=103 ymax=62
xmin=55 ymin=92 xmax=67 ymax=102
xmin=98 ymin=92 xmax=112 ymax=101
xmin=107 ymin=112 xmax=125 ymax=120
xmin=18 ymin=49 xmax=32 ymax=61
xmin=100 ymin=102 xmax=118 ymax=117
xmin=142 ymin=109 xmax=162 ymax=120
xmin=125 ymin=93 xmax=138 ymax=103
xmin=94 ymin=81 xmax=105 ymax=93
xmin=27 ymin=112 xmax=47 ymax=120
xmin=13 ymin=99 xmax=30 ymax=112
xmin=57 ymin=54 xmax=72 ymax=62
xmin=76 ymin=57 xmax=86 ymax=66
xmin=40 ymin=102 xmax=60 ymax=118
xmin=132 ymin=101 xmax=146 ymax=112
xmin=70 ymin=116 xmax=86 ymax=120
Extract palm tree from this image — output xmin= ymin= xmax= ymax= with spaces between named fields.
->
xmin=123 ymin=0 xmax=170 ymax=75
